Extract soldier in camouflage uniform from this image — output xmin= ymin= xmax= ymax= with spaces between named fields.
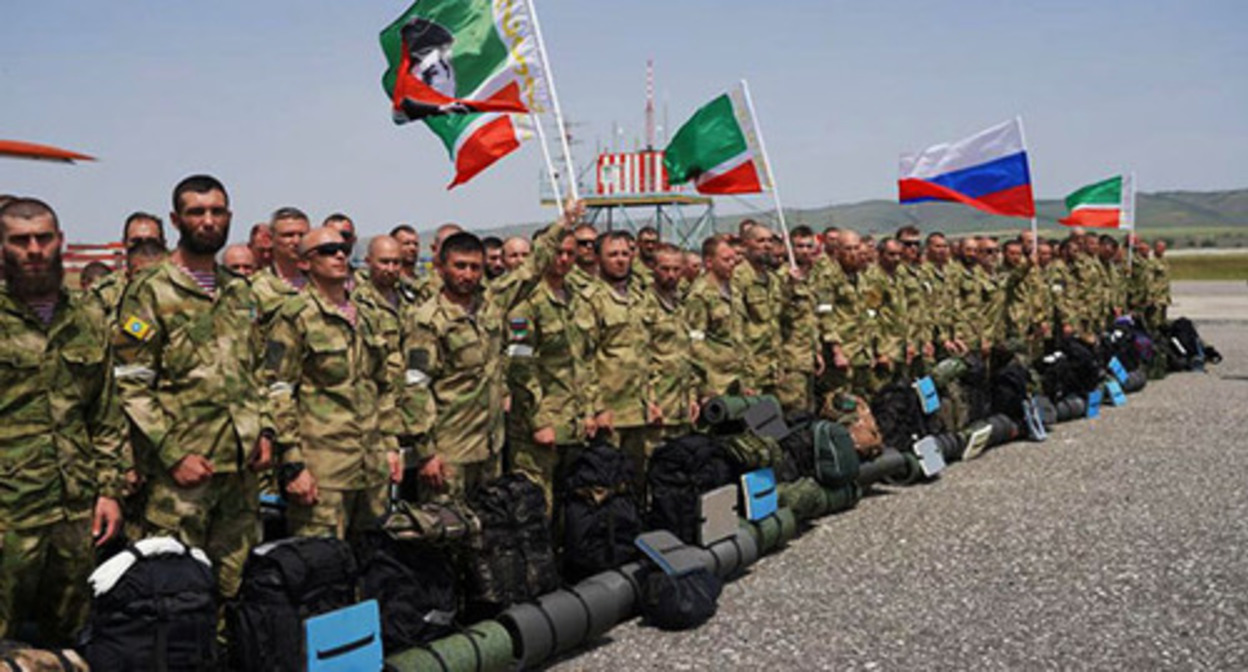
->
xmin=250 ymin=207 xmax=310 ymax=332
xmin=0 ymin=198 xmax=128 ymax=646
xmin=863 ymin=238 xmax=910 ymax=388
xmin=1097 ymin=234 xmax=1127 ymax=325
xmin=583 ymin=231 xmax=653 ymax=488
xmin=1152 ymin=240 xmax=1172 ymax=328
xmin=89 ymin=213 xmax=167 ymax=319
xmin=507 ymin=226 xmax=602 ymax=512
xmin=408 ymin=209 xmax=570 ymax=503
xmin=1046 ymin=240 xmax=1082 ymax=340
xmin=918 ymin=232 xmax=967 ymax=358
xmin=265 ymin=228 xmax=402 ymax=540
xmin=776 ymin=227 xmax=822 ymax=413
xmin=821 ymin=230 xmax=891 ymax=401
xmin=733 ymin=223 xmax=788 ymax=396
xmin=684 ymin=235 xmax=745 ymax=401
xmin=567 ymin=223 xmax=599 ymax=293
xmin=1000 ymin=239 xmax=1050 ymax=361
xmin=643 ymin=244 xmax=699 ymax=454
xmin=113 ymin=175 xmax=272 ymax=604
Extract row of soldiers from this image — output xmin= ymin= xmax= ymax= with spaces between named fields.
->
xmin=0 ymin=176 xmax=1171 ymax=648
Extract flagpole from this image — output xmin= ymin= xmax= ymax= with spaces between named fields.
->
xmin=1014 ymin=115 xmax=1040 ymax=264
xmin=1125 ymin=172 xmax=1136 ymax=272
xmin=739 ymin=79 xmax=796 ymax=270
xmin=525 ymin=0 xmax=579 ymax=202
xmin=531 ymin=113 xmax=564 ymax=213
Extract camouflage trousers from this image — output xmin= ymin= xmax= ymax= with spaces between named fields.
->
xmin=0 ymin=513 xmax=93 ymax=647
xmin=776 ymin=367 xmax=814 ymax=415
xmin=144 ymin=469 xmax=259 ymax=601
xmin=508 ymin=440 xmax=585 ymax=517
xmin=288 ymin=484 xmax=387 ymax=543
xmin=819 ymin=364 xmax=892 ymax=405
xmin=415 ymin=456 xmax=502 ymax=504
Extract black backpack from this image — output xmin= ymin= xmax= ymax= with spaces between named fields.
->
xmin=960 ymin=354 xmax=993 ymax=422
xmin=81 ymin=538 xmax=217 ymax=672
xmin=870 ymin=381 xmax=930 ymax=452
xmin=646 ymin=434 xmax=735 ymax=545
xmin=228 ymin=537 xmax=359 ymax=672
xmin=464 ymin=474 xmax=560 ymax=618
xmin=357 ymin=528 xmax=458 ymax=654
xmin=639 ymin=568 xmax=722 ymax=631
xmin=990 ymin=361 xmax=1032 ymax=422
xmin=1163 ymin=318 xmax=1221 ymax=371
xmin=560 ymin=442 xmax=642 ymax=583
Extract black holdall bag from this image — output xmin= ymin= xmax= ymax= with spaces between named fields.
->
xmin=646 ymin=433 xmax=735 ymax=545
xmin=639 ymin=567 xmax=722 ymax=631
xmin=228 ymin=536 xmax=359 ymax=672
xmin=560 ymin=441 xmax=642 ymax=583
xmin=464 ymin=473 xmax=560 ymax=617
xmin=80 ymin=537 xmax=217 ymax=672
xmin=990 ymin=361 xmax=1032 ymax=422
xmin=869 ymin=381 xmax=930 ymax=453
xmin=358 ymin=501 xmax=468 ymax=653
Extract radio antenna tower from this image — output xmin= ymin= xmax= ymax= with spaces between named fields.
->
xmin=645 ymin=59 xmax=656 ymax=151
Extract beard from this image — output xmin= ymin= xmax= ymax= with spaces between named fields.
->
xmin=4 ymin=248 xmax=64 ymax=298
xmin=179 ymin=223 xmax=228 ymax=256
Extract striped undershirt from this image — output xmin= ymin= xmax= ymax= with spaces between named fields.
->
xmin=179 ymin=265 xmax=217 ymax=295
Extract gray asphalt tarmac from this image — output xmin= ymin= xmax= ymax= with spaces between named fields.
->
xmin=550 ymin=322 xmax=1248 ymax=671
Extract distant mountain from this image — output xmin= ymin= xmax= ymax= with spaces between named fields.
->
xmin=444 ymin=187 xmax=1248 ymax=242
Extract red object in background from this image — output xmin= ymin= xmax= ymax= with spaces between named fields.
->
xmin=0 ymin=139 xmax=96 ymax=163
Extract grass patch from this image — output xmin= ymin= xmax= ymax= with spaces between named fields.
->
xmin=1168 ymin=253 xmax=1248 ymax=281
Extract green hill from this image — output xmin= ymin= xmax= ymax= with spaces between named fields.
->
xmin=447 ymin=187 xmax=1248 ymax=247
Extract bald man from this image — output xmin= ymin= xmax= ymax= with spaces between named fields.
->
xmin=222 ymin=244 xmax=257 ymax=277
xmin=264 ymin=227 xmax=402 ymax=541
xmin=503 ymin=236 xmax=531 ymax=270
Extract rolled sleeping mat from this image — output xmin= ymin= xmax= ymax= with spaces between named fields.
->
xmin=1123 ymin=369 xmax=1147 ymax=393
xmin=985 ymin=414 xmax=1021 ymax=447
xmin=569 ymin=576 xmax=629 ymax=641
xmin=1033 ymin=395 xmax=1058 ymax=429
xmin=855 ymin=448 xmax=910 ymax=487
xmin=934 ymin=432 xmax=966 ymax=462
xmin=778 ymin=478 xmax=827 ymax=522
xmin=384 ymin=620 xmax=514 ymax=672
xmin=702 ymin=395 xmax=752 ymax=425
xmin=882 ymin=452 xmax=925 ymax=487
xmin=498 ymin=589 xmax=592 ymax=668
xmin=1054 ymin=396 xmax=1087 ymax=422
xmin=819 ymin=482 xmax=859 ymax=516
xmin=740 ymin=508 xmax=798 ymax=555
xmin=572 ymin=568 xmax=640 ymax=631
xmin=705 ymin=525 xmax=760 ymax=578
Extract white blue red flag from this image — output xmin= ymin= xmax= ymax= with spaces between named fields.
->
xmin=898 ymin=118 xmax=1035 ymax=218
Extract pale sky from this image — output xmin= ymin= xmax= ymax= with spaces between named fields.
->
xmin=1 ymin=0 xmax=1244 ymax=243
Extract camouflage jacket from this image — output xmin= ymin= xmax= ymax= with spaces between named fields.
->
xmin=732 ymin=261 xmax=784 ymax=391
xmin=0 ymin=288 xmax=130 ymax=529
xmin=584 ymin=276 xmax=652 ymax=428
xmin=354 ymin=275 xmax=425 ymax=442
xmin=861 ymin=266 xmax=907 ymax=363
xmin=114 ymin=261 xmax=268 ymax=475
xmin=917 ymin=261 xmax=959 ymax=345
xmin=250 ymin=267 xmax=305 ymax=332
xmin=1044 ymin=261 xmax=1080 ymax=333
xmin=683 ymin=273 xmax=745 ymax=398
xmin=88 ymin=271 xmax=127 ymax=325
xmin=265 ymin=288 xmax=400 ymax=490
xmin=779 ymin=264 xmax=819 ymax=373
xmin=644 ymin=287 xmax=697 ymax=427
xmin=507 ymin=280 xmax=601 ymax=444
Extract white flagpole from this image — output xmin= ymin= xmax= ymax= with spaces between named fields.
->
xmin=525 ymin=0 xmax=579 ymax=202
xmin=1124 ymin=172 xmax=1136 ymax=272
xmin=531 ymin=113 xmax=564 ymax=213
xmin=739 ymin=79 xmax=796 ymax=270
xmin=1015 ymin=115 xmax=1040 ymax=264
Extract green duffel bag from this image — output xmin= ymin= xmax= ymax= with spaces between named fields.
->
xmin=812 ymin=420 xmax=860 ymax=489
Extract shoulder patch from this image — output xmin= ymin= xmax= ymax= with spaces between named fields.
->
xmin=121 ymin=315 xmax=154 ymax=341
xmin=263 ymin=340 xmax=287 ymax=371
xmin=509 ymin=317 xmax=530 ymax=342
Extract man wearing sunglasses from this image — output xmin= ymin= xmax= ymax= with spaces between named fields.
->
xmin=264 ymin=227 xmax=402 ymax=541
xmin=567 ymin=223 xmax=598 ymax=291
xmin=113 ymin=174 xmax=272 ymax=613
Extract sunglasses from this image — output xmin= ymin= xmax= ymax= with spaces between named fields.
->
xmin=575 ymin=239 xmax=596 ymax=247
xmin=126 ymin=237 xmax=163 ymax=250
xmin=900 ymin=240 xmax=921 ymax=248
xmin=307 ymin=242 xmax=351 ymax=258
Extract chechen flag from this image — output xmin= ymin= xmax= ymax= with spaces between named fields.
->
xmin=664 ymin=86 xmax=771 ymax=195
xmin=1060 ymin=175 xmax=1135 ymax=229
xmin=380 ymin=0 xmax=548 ymax=188
xmin=898 ymin=118 xmax=1036 ymax=218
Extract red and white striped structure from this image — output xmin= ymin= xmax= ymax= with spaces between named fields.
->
xmin=595 ymin=150 xmax=674 ymax=196
xmin=64 ymin=242 xmax=124 ymax=274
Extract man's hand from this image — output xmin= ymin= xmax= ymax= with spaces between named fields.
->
xmin=285 ymin=468 xmax=318 ymax=507
xmin=1062 ymin=323 xmax=1074 ymax=337
xmin=534 ymin=426 xmax=557 ymax=447
xmin=595 ymin=410 xmax=615 ymax=435
xmin=688 ymin=398 xmax=701 ymax=425
xmin=814 ymin=352 xmax=826 ymax=376
xmin=123 ymin=469 xmax=144 ymax=496
xmin=583 ymin=415 xmax=599 ymax=438
xmin=419 ymin=455 xmax=447 ymax=490
xmin=561 ymin=199 xmax=586 ymax=227
xmin=387 ymin=450 xmax=403 ymax=484
xmin=646 ymin=402 xmax=664 ymax=426
xmin=248 ymin=434 xmax=273 ymax=472
xmin=832 ymin=345 xmax=850 ymax=369
xmin=922 ymin=342 xmax=936 ymax=360
xmin=170 ymin=454 xmax=214 ymax=488
xmin=92 ymin=496 xmax=122 ymax=547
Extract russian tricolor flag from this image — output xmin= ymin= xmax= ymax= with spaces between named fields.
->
xmin=898 ymin=118 xmax=1036 ymax=218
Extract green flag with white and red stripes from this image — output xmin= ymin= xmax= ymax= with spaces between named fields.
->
xmin=1060 ymin=175 xmax=1135 ymax=229
xmin=663 ymin=85 xmax=771 ymax=195
xmin=380 ymin=0 xmax=547 ymax=188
